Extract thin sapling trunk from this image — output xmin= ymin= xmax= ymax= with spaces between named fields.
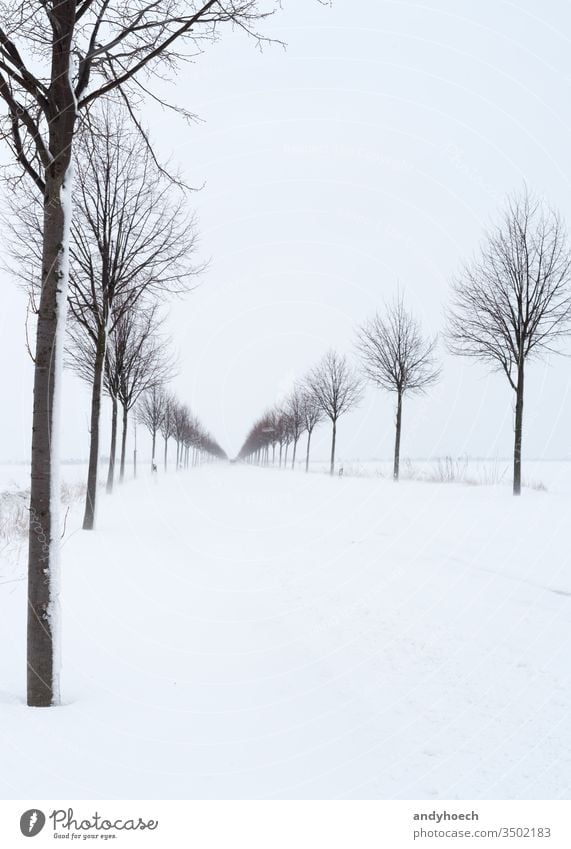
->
xmin=106 ymin=395 xmax=118 ymax=494
xmin=393 ymin=390 xmax=403 ymax=482
xmin=83 ymin=328 xmax=106 ymax=529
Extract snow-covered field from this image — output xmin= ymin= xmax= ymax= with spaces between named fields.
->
xmin=1 ymin=462 xmax=570 ymax=799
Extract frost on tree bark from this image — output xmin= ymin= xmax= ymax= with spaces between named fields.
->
xmin=305 ymin=429 xmax=313 ymax=472
xmin=28 ymin=167 xmax=75 ymax=704
xmin=329 ymin=420 xmax=337 ymax=476
xmin=27 ymin=8 xmax=77 ymax=707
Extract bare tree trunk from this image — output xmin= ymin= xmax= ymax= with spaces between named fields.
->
xmin=27 ymin=178 xmax=74 ymax=706
xmin=164 ymin=435 xmax=168 ymax=471
xmin=83 ymin=328 xmax=106 ymax=529
xmin=279 ymin=443 xmax=283 ymax=468
xmin=272 ymin=444 xmax=276 ymax=465
xmin=513 ymin=364 xmax=525 ymax=496
xmin=305 ymin=429 xmax=313 ymax=472
xmin=151 ymin=430 xmax=156 ymax=467
xmin=120 ymin=405 xmax=128 ymax=482
xmin=106 ymin=394 xmax=118 ymax=494
xmin=329 ymin=419 xmax=337 ymax=475
xmin=292 ymin=438 xmax=298 ymax=470
xmin=284 ymin=444 xmax=289 ymax=467
xmin=393 ymin=390 xmax=403 ymax=482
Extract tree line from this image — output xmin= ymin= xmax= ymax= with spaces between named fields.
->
xmin=8 ymin=108 xmax=226 ymax=527
xmin=238 ymin=188 xmax=571 ymax=498
xmin=0 ymin=0 xmax=261 ymax=707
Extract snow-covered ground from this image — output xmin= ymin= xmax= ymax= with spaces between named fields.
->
xmin=1 ymin=462 xmax=570 ymax=799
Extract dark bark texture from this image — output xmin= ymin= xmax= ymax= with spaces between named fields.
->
xmin=83 ymin=329 xmax=106 ymax=528
xmin=27 ymin=1 xmax=77 ymax=707
xmin=393 ymin=391 xmax=402 ymax=482
xmin=106 ymin=394 xmax=118 ymax=494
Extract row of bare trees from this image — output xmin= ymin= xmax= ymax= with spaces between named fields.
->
xmin=239 ymin=300 xmax=439 ymax=479
xmin=238 ymin=350 xmax=364 ymax=475
xmin=9 ymin=108 xmax=205 ymax=527
xmin=138 ymin=388 xmax=226 ymax=473
xmin=240 ymin=188 xmax=571 ymax=497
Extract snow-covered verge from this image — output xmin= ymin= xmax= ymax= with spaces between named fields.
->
xmin=303 ymin=457 xmax=570 ymax=494
xmin=0 ymin=464 xmax=570 ymax=799
xmin=0 ymin=472 xmax=87 ymax=600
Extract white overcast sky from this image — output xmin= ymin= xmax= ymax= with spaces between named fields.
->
xmin=2 ymin=0 xmax=571 ymax=463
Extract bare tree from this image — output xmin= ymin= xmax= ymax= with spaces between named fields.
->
xmin=65 ymin=315 xmax=119 ymax=493
xmin=357 ymin=294 xmax=440 ymax=481
xmin=103 ymin=336 xmax=122 ymax=495
xmin=160 ymin=392 xmax=177 ymax=472
xmin=105 ymin=305 xmax=173 ymax=482
xmin=71 ymin=112 xmax=197 ymax=527
xmin=285 ymin=388 xmax=306 ymax=470
xmin=446 ymin=189 xmax=571 ymax=495
xmin=281 ymin=411 xmax=293 ymax=468
xmin=138 ymin=387 xmax=167 ymax=470
xmin=301 ymin=389 xmax=323 ymax=472
xmin=0 ymin=0 xmax=279 ymax=706
xmin=172 ymin=402 xmax=191 ymax=469
xmin=275 ymin=411 xmax=288 ymax=468
xmin=306 ymin=350 xmax=362 ymax=475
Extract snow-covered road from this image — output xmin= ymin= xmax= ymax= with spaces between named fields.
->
xmin=1 ymin=463 xmax=570 ymax=798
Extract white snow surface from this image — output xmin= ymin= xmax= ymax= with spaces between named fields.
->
xmin=1 ymin=463 xmax=570 ymax=799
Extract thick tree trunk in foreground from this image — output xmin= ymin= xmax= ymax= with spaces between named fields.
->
xmin=83 ymin=329 xmax=106 ymax=529
xmin=106 ymin=395 xmax=118 ymax=494
xmin=291 ymin=438 xmax=298 ymax=470
xmin=393 ymin=391 xmax=403 ymax=482
xmin=513 ymin=365 xmax=525 ymax=496
xmin=27 ymin=0 xmax=78 ymax=704
xmin=305 ymin=429 xmax=313 ymax=472
xmin=120 ymin=406 xmax=128 ymax=482
xmin=27 ymin=170 xmax=74 ymax=706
